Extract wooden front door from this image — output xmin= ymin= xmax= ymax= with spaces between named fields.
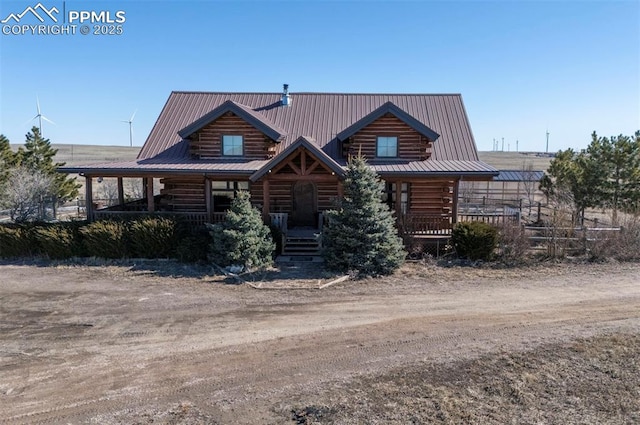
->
xmin=291 ymin=181 xmax=317 ymax=227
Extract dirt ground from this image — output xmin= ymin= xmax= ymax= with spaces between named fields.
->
xmin=1 ymin=260 xmax=639 ymax=424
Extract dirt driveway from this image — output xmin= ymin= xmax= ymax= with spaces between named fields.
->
xmin=1 ymin=261 xmax=639 ymax=424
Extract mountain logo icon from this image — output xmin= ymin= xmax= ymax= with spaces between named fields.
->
xmin=1 ymin=3 xmax=59 ymax=24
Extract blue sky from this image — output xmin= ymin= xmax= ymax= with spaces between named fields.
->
xmin=0 ymin=0 xmax=638 ymax=153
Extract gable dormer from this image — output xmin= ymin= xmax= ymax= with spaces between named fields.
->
xmin=337 ymin=101 xmax=439 ymax=161
xmin=178 ymin=100 xmax=286 ymax=160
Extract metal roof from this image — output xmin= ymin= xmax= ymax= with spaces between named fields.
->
xmin=61 ymin=91 xmax=498 ymax=178
xmin=367 ymin=160 xmax=497 ymax=176
xmin=494 ymin=170 xmax=545 ymax=182
xmin=138 ymin=91 xmax=483 ymax=163
xmin=59 ymin=158 xmax=497 ymax=178
xmin=59 ymin=158 xmax=268 ymax=176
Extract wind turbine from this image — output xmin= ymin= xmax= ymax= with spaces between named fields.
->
xmin=121 ymin=110 xmax=137 ymax=147
xmin=26 ymin=97 xmax=55 ymax=136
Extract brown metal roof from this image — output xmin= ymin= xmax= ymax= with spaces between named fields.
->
xmin=138 ymin=91 xmax=483 ymax=163
xmin=60 ymin=158 xmax=268 ymax=176
xmin=494 ymin=169 xmax=545 ymax=182
xmin=59 ymin=157 xmax=496 ymax=178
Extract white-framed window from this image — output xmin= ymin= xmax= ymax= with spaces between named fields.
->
xmin=377 ymin=136 xmax=398 ymax=157
xmin=222 ymin=135 xmax=243 ymax=156
xmin=211 ymin=180 xmax=249 ymax=212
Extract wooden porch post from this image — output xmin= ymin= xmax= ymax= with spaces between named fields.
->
xmin=117 ymin=177 xmax=125 ymax=206
xmin=205 ymin=178 xmax=212 ymax=222
xmin=337 ymin=181 xmax=343 ymax=198
xmin=452 ymin=179 xmax=460 ymax=224
xmin=146 ymin=177 xmax=155 ymax=212
xmin=395 ymin=180 xmax=403 ymax=219
xmin=85 ymin=175 xmax=93 ymax=221
xmin=262 ymin=178 xmax=270 ymax=220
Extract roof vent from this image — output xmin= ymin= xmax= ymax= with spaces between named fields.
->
xmin=281 ymin=83 xmax=291 ymax=107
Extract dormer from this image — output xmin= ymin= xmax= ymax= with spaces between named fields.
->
xmin=337 ymin=101 xmax=439 ymax=161
xmin=178 ymin=100 xmax=287 ymax=160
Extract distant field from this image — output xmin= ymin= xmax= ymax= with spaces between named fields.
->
xmin=10 ymin=144 xmax=140 ymax=166
xmin=10 ymin=144 xmax=552 ymax=171
xmin=478 ymin=151 xmax=553 ymax=171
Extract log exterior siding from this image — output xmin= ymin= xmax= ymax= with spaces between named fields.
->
xmin=407 ymin=179 xmax=454 ymax=215
xmin=343 ymin=113 xmax=432 ymax=160
xmin=189 ymin=111 xmax=274 ymax=159
xmin=160 ymin=177 xmax=206 ymax=212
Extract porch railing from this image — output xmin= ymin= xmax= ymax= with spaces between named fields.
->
xmin=399 ymin=214 xmax=452 ymax=236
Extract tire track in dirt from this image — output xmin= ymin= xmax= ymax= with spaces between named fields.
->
xmin=3 ymin=297 xmax=639 ymax=424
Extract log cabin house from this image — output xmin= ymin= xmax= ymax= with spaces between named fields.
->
xmin=60 ymin=86 xmax=498 ymax=251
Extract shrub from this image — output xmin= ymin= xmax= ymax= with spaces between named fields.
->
xmin=207 ymin=191 xmax=274 ymax=270
xmin=452 ymin=221 xmax=499 ymax=261
xmin=33 ymin=223 xmax=81 ymax=259
xmin=81 ymin=220 xmax=129 ymax=259
xmin=0 ymin=224 xmax=34 ymax=257
xmin=496 ymin=223 xmax=529 ymax=264
xmin=129 ymin=217 xmax=179 ymax=258
xmin=174 ymin=229 xmax=211 ymax=263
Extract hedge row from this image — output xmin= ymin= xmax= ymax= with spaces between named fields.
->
xmin=0 ymin=218 xmax=210 ymax=262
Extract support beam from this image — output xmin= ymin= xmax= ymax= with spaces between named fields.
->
xmin=205 ymin=178 xmax=212 ymax=222
xmin=262 ymin=178 xmax=270 ymax=219
xmin=395 ymin=180 xmax=403 ymax=219
xmin=85 ymin=176 xmax=93 ymax=221
xmin=117 ymin=177 xmax=125 ymax=206
xmin=452 ymin=179 xmax=460 ymax=224
xmin=146 ymin=177 xmax=154 ymax=212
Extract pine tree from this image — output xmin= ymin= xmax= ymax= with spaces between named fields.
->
xmin=0 ymin=134 xmax=16 ymax=186
xmin=17 ymin=127 xmax=79 ymax=205
xmin=207 ymin=191 xmax=275 ymax=270
xmin=323 ymin=154 xmax=406 ymax=276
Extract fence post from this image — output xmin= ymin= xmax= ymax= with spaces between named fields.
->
xmin=537 ymin=202 xmax=541 ymax=222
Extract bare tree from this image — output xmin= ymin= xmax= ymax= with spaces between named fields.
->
xmin=124 ymin=178 xmax=144 ymax=201
xmin=1 ymin=166 xmax=54 ymax=222
xmin=520 ymin=161 xmax=537 ymax=218
xmin=95 ymin=178 xmax=119 ymax=206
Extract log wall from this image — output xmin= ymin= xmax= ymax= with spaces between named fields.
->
xmin=189 ymin=112 xmax=275 ymax=159
xmin=160 ymin=177 xmax=206 ymax=212
xmin=344 ymin=113 xmax=432 ymax=160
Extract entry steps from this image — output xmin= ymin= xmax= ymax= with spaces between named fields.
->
xmin=282 ymin=232 xmax=322 ymax=256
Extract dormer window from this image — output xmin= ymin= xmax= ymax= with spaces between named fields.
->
xmin=222 ymin=135 xmax=243 ymax=156
xmin=377 ymin=136 xmax=398 ymax=158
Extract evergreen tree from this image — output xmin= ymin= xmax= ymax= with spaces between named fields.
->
xmin=323 ymin=154 xmax=406 ymax=276
xmin=0 ymin=134 xmax=16 ymax=187
xmin=17 ymin=127 xmax=79 ymax=205
xmin=207 ymin=191 xmax=275 ymax=270
xmin=543 ymin=131 xmax=640 ymax=224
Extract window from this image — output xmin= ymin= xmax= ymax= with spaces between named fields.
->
xmin=211 ymin=181 xmax=249 ymax=212
xmin=384 ymin=182 xmax=409 ymax=214
xmin=377 ymin=136 xmax=398 ymax=157
xmin=222 ymin=135 xmax=243 ymax=156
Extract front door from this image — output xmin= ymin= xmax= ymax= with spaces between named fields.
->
xmin=291 ymin=181 xmax=317 ymax=227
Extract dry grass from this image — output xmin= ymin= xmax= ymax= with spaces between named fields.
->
xmin=478 ymin=151 xmax=553 ymax=171
xmin=287 ymin=333 xmax=640 ymax=424
xmin=10 ymin=143 xmax=140 ymax=166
